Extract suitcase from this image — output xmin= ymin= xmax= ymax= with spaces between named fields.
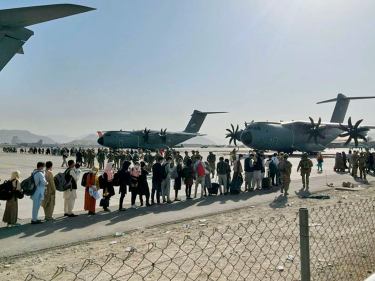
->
xmin=208 ymin=183 xmax=219 ymax=195
xmin=262 ymin=177 xmax=272 ymax=189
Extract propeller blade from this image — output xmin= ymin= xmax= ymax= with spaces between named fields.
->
xmin=340 ymin=132 xmax=350 ymax=138
xmin=236 ymin=124 xmax=239 ymax=134
xmin=357 ymin=134 xmax=368 ymax=142
xmin=354 ymin=138 xmax=359 ymax=147
xmin=348 ymin=117 xmax=353 ymax=128
xmin=231 ymin=124 xmax=235 ymax=131
xmin=354 ymin=119 xmax=363 ymax=129
xmin=317 ymin=117 xmax=321 ymax=127
xmin=234 ymin=138 xmax=237 ymax=146
xmin=357 ymin=127 xmax=369 ymax=133
xmin=309 ymin=117 xmax=314 ymax=126
xmin=345 ymin=136 xmax=352 ymax=145
xmin=339 ymin=124 xmax=347 ymax=132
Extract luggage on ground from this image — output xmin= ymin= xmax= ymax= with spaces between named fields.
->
xmin=262 ymin=177 xmax=272 ymax=189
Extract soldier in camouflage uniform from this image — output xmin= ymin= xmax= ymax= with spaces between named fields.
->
xmin=97 ymin=148 xmax=106 ymax=170
xmin=351 ymin=151 xmax=359 ymax=178
xmin=278 ymin=154 xmax=292 ymax=196
xmin=207 ymin=152 xmax=217 ymax=179
xmin=359 ymin=152 xmax=367 ymax=180
xmin=175 ymin=151 xmax=183 ymax=163
xmin=297 ymin=153 xmax=313 ymax=191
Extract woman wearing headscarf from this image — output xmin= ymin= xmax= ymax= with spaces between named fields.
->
xmin=118 ymin=161 xmax=131 ymax=211
xmin=139 ymin=162 xmax=151 ymax=207
xmin=3 ymin=171 xmax=22 ymax=227
xmin=130 ymin=162 xmax=141 ymax=208
xmin=84 ymin=167 xmax=99 ymax=215
xmin=101 ymin=162 xmax=115 ymax=212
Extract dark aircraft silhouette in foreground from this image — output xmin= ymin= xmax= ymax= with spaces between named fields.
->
xmin=0 ymin=4 xmax=95 ymax=72
xmin=226 ymin=93 xmax=375 ymax=153
xmin=97 ymin=110 xmax=226 ymax=150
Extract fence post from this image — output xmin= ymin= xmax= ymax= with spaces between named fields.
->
xmin=299 ymin=208 xmax=311 ymax=281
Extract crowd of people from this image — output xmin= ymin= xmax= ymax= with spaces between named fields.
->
xmin=334 ymin=150 xmax=375 ymax=180
xmin=1 ymin=147 xmax=374 ymax=227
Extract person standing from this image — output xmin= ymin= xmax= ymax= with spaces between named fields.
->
xmin=63 ymin=160 xmax=79 ymax=217
xmin=231 ymin=155 xmax=243 ymax=193
xmin=297 ymin=153 xmax=313 ymax=191
xmin=118 ymin=161 xmax=131 ymax=211
xmin=101 ymin=162 xmax=115 ymax=212
xmin=61 ymin=150 xmax=68 ymax=167
xmin=359 ymin=152 xmax=367 ymax=180
xmin=244 ymin=153 xmax=254 ymax=192
xmin=216 ymin=157 xmax=229 ymax=195
xmin=347 ymin=150 xmax=353 ymax=173
xmin=41 ymin=161 xmax=56 ymax=221
xmin=351 ymin=151 xmax=359 ymax=178
xmin=251 ymin=153 xmax=263 ymax=190
xmin=31 ymin=162 xmax=47 ymax=224
xmin=194 ymin=156 xmax=207 ymax=198
xmin=151 ymin=157 xmax=163 ymax=205
xmin=161 ymin=157 xmax=173 ymax=203
xmin=278 ymin=154 xmax=292 ymax=196
xmin=207 ymin=152 xmax=216 ymax=179
xmin=139 ymin=162 xmax=151 ymax=207
xmin=183 ymin=151 xmax=190 ymax=166
xmin=84 ymin=167 xmax=99 ymax=215
xmin=182 ymin=158 xmax=195 ymax=199
xmin=173 ymin=158 xmax=183 ymax=201
xmin=3 ymin=171 xmax=22 ymax=226
xmin=130 ymin=163 xmax=141 ymax=208
xmin=316 ymin=153 xmax=324 ymax=172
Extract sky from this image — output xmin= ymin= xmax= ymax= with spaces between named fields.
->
xmin=1 ymin=0 xmax=375 ymax=142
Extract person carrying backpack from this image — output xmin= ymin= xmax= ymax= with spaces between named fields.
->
xmin=2 ymin=171 xmax=23 ymax=227
xmin=31 ymin=162 xmax=47 ymax=224
xmin=182 ymin=158 xmax=195 ymax=199
xmin=297 ymin=153 xmax=313 ymax=191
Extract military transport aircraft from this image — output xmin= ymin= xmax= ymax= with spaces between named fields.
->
xmin=225 ymin=93 xmax=375 ymax=153
xmin=97 ymin=110 xmax=226 ymax=150
xmin=0 ymin=4 xmax=94 ymax=72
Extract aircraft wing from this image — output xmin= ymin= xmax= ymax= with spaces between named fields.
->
xmin=283 ymin=121 xmax=375 ymax=130
xmin=0 ymin=4 xmax=94 ymax=72
xmin=0 ymin=4 xmax=95 ymax=27
xmin=0 ymin=27 xmax=33 ymax=71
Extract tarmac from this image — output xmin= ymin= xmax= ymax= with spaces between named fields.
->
xmin=0 ymin=149 xmax=372 ymax=258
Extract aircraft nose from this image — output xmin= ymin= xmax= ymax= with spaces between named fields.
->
xmin=98 ymin=136 xmax=104 ymax=145
xmin=242 ymin=130 xmax=252 ymax=145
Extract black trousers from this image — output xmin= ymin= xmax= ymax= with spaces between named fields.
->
xmin=185 ymin=184 xmax=192 ymax=198
xmin=131 ymin=192 xmax=138 ymax=205
xmin=139 ymin=189 xmax=150 ymax=205
xmin=119 ymin=192 xmax=126 ymax=209
xmin=151 ymin=182 xmax=161 ymax=204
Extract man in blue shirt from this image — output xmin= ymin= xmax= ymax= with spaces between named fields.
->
xmin=31 ymin=162 xmax=47 ymax=224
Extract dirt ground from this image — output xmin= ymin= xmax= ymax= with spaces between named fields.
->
xmin=1 ymin=181 xmax=374 ymax=281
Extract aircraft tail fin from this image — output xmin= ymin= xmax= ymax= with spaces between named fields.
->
xmin=317 ymin=93 xmax=375 ymax=123
xmin=183 ymin=110 xmax=227 ymax=134
xmin=0 ymin=4 xmax=95 ymax=28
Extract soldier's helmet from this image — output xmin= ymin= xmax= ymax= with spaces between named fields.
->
xmin=302 ymin=153 xmax=308 ymax=158
xmin=283 ymin=154 xmax=289 ymax=159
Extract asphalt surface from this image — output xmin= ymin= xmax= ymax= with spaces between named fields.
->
xmin=0 ymin=171 xmax=368 ymax=258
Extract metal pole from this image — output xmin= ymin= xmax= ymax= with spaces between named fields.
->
xmin=299 ymin=208 xmax=311 ymax=281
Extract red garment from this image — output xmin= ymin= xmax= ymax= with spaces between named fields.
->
xmin=84 ymin=174 xmax=96 ymax=213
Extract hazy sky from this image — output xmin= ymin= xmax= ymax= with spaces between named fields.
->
xmin=1 ymin=0 xmax=375 ymax=142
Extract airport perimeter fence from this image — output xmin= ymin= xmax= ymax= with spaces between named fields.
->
xmin=25 ymin=198 xmax=375 ymax=281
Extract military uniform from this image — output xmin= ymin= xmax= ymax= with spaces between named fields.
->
xmin=278 ymin=155 xmax=292 ymax=196
xmin=297 ymin=154 xmax=313 ymax=190
xmin=183 ymin=152 xmax=190 ymax=166
xmin=351 ymin=152 xmax=359 ymax=178
xmin=207 ymin=152 xmax=216 ymax=178
xmin=359 ymin=152 xmax=367 ymax=180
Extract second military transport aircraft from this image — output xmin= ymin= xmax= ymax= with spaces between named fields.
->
xmin=226 ymin=94 xmax=375 ymax=153
xmin=97 ymin=110 xmax=226 ymax=150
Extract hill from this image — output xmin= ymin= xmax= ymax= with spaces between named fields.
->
xmin=0 ymin=130 xmax=56 ymax=145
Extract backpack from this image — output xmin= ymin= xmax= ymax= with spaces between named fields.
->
xmin=98 ymin=174 xmax=106 ymax=189
xmin=81 ymin=172 xmax=90 ymax=187
xmin=197 ymin=162 xmax=206 ymax=177
xmin=21 ymin=172 xmax=38 ymax=196
xmin=301 ymin=159 xmax=311 ymax=170
xmin=54 ymin=169 xmax=73 ymax=192
xmin=161 ymin=164 xmax=168 ymax=180
xmin=0 ymin=180 xmax=14 ymax=201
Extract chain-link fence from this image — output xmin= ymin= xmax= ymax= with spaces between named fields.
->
xmin=24 ymin=198 xmax=375 ymax=281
